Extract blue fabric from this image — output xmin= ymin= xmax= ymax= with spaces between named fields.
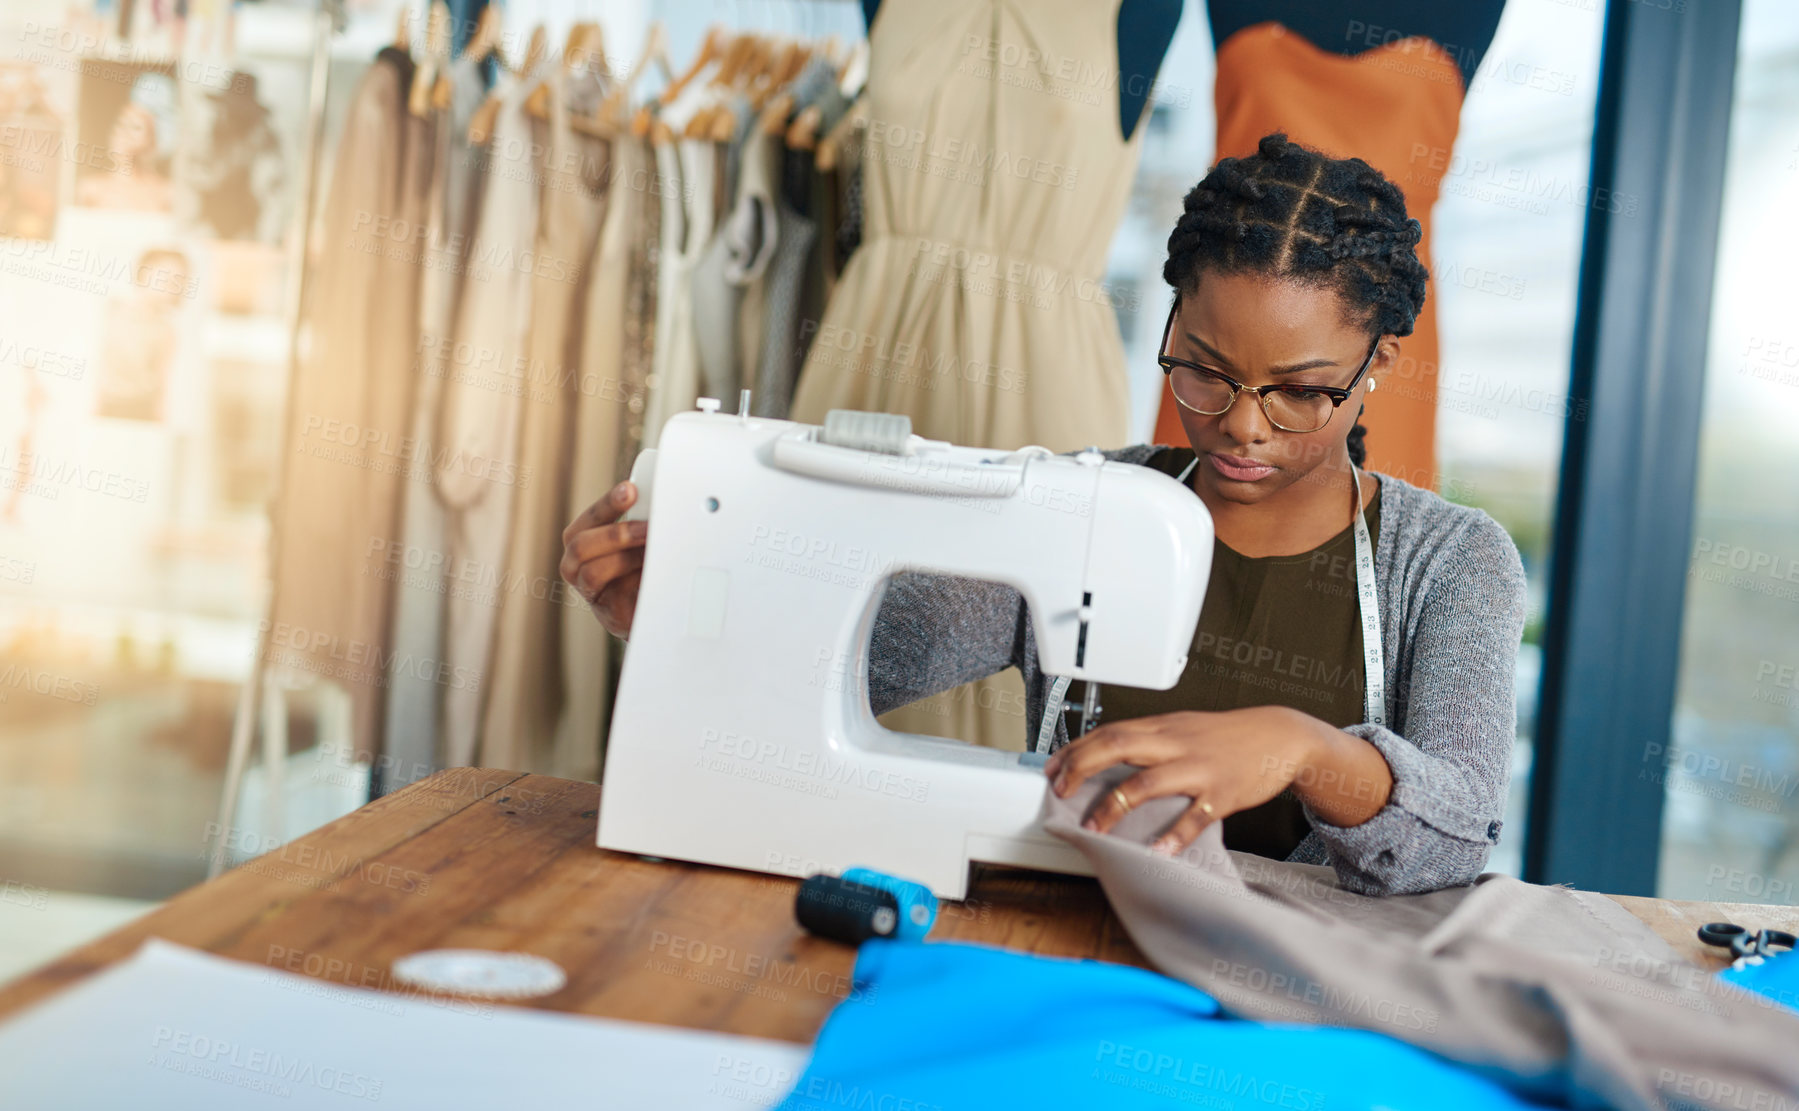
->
xmin=1719 ymin=949 xmax=1799 ymax=1016
xmin=774 ymin=941 xmax=1542 ymax=1111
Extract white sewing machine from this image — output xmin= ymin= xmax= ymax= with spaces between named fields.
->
xmin=597 ymin=402 xmax=1213 ymax=898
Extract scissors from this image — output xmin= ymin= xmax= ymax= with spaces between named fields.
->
xmin=1697 ymin=921 xmax=1797 ymax=964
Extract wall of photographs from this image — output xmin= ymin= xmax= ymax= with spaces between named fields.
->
xmin=0 ymin=0 xmax=324 ymax=914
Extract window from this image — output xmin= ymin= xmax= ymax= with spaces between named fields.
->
xmin=1658 ymin=0 xmax=1799 ymax=905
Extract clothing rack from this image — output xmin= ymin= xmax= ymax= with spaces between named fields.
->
xmin=210 ymin=2 xmax=870 ymax=874
xmin=212 ymin=0 xmax=349 ymax=879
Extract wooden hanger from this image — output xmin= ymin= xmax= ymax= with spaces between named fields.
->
xmin=521 ymin=24 xmax=549 ymax=75
xmin=777 ymin=36 xmax=837 ymax=146
xmin=467 ymin=94 xmax=501 ymax=144
xmin=408 ymin=1 xmax=451 ymax=118
xmin=566 ymin=23 xmax=619 ymax=141
xmin=463 ymin=5 xmax=503 ymax=68
xmin=598 ymin=21 xmax=671 ymax=137
xmin=585 ymin=21 xmax=609 ymax=80
xmin=468 ymin=24 xmax=545 ymax=144
xmin=690 ymin=33 xmax=767 ymax=140
xmin=682 ymin=33 xmax=738 ymax=139
xmin=525 ymin=22 xmax=580 ymax=119
xmin=785 ymin=103 xmax=822 ymax=149
xmin=838 ymin=39 xmax=869 ymax=98
xmin=430 ymin=0 xmax=455 ymax=112
xmin=393 ymin=3 xmax=411 ymax=52
xmin=748 ymin=38 xmax=811 ymax=140
xmin=744 ymin=36 xmax=786 ymax=111
xmin=761 ymin=91 xmax=795 ymax=136
xmin=815 ymin=95 xmax=867 ymax=172
xmin=641 ymin=25 xmax=723 ymax=143
xmin=661 ymin=25 xmax=725 ymax=107
xmin=774 ymin=40 xmax=811 ymax=100
xmin=526 ymin=24 xmax=619 ymax=140
xmin=708 ymin=35 xmax=773 ymax=142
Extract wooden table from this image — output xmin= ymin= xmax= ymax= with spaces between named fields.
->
xmin=2 ymin=767 xmax=1794 ymax=1043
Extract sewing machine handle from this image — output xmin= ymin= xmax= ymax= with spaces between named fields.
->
xmin=770 ymin=435 xmax=1024 ymax=498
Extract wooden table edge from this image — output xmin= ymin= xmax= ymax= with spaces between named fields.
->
xmin=1 ymin=767 xmax=1792 ymax=1030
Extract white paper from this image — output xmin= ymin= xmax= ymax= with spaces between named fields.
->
xmin=0 ymin=939 xmax=811 ymax=1109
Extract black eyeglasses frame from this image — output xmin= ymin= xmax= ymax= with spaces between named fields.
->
xmin=1157 ymin=303 xmax=1381 ymax=432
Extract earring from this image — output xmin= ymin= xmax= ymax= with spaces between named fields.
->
xmin=1367 ymin=378 xmax=1378 ymax=393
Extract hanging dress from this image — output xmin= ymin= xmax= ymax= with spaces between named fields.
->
xmin=383 ymin=53 xmax=488 ymax=784
xmin=434 ymin=68 xmax=541 ymax=768
xmin=787 ymin=0 xmax=1145 ymax=452
xmin=477 ymin=72 xmax=611 ymax=777
xmin=789 ymin=0 xmax=1149 ymax=751
xmin=267 ymin=47 xmax=428 ymax=758
xmin=558 ymin=131 xmax=655 ymax=781
xmin=639 ymin=82 xmax=721 ymax=447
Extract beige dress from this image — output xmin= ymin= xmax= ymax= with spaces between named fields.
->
xmin=478 ymin=75 xmax=610 ymax=777
xmin=555 ymin=133 xmax=654 ymax=780
xmin=788 ymin=0 xmax=1142 ymax=452
xmin=435 ymin=69 xmax=540 ymax=768
xmin=639 ymin=83 xmax=721 ymax=447
xmin=268 ymin=51 xmax=430 ymax=755
xmin=789 ymin=0 xmax=1147 ymax=750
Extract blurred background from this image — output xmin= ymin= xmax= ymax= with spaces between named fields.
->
xmin=0 ymin=0 xmax=1794 ymax=980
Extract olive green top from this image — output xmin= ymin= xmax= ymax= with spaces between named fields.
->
xmin=869 ymin=448 xmax=1525 ymax=895
xmin=1075 ymin=446 xmax=1382 ymax=860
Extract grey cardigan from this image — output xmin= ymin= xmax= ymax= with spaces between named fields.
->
xmin=866 ymin=445 xmax=1529 ymax=896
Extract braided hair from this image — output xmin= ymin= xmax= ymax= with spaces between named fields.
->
xmin=1163 ymin=133 xmax=1428 ymax=466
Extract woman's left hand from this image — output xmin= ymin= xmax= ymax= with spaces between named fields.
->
xmin=1042 ymin=706 xmax=1335 ymax=856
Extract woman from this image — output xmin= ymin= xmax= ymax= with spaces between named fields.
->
xmin=77 ymin=73 xmax=176 ymax=212
xmin=560 ymin=133 xmax=1526 ymax=897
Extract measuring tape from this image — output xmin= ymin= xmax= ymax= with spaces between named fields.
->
xmin=1350 ymin=464 xmax=1386 ymax=728
xmin=1043 ymin=456 xmax=1386 ymax=744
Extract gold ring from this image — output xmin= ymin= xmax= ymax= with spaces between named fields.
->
xmin=1200 ymin=801 xmax=1215 ymax=818
xmin=1111 ymin=787 xmax=1132 ymax=814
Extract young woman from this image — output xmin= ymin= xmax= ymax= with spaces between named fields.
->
xmin=78 ymin=74 xmax=176 ymax=212
xmin=561 ymin=133 xmax=1527 ymax=897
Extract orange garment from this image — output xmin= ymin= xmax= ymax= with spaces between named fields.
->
xmin=1152 ymin=23 xmax=1464 ymax=490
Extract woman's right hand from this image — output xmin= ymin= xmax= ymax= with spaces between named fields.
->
xmin=560 ymin=481 xmax=648 ymax=640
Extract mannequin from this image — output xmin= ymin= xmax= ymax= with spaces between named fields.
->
xmin=810 ymin=0 xmax=1181 ymax=752
xmin=860 ymin=0 xmax=1182 ymax=141
xmin=1206 ymin=0 xmax=1503 ymax=85
xmin=1149 ymin=0 xmax=1508 ymax=487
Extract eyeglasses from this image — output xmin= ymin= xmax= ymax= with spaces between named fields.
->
xmin=1158 ymin=304 xmax=1380 ymax=434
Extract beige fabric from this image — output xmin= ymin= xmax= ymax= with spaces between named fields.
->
xmin=793 ymin=1 xmax=1143 ymax=751
xmin=789 ymin=0 xmax=1139 ymax=451
xmin=734 ymin=132 xmax=780 ymax=398
xmin=268 ymin=52 xmax=429 ymax=755
xmin=556 ymin=134 xmax=654 ymax=780
xmin=641 ymin=137 xmax=685 ymax=452
xmin=478 ymin=77 xmax=610 ymax=777
xmin=434 ymin=71 xmax=540 ymax=767
xmin=384 ymin=54 xmax=488 ymax=782
xmin=640 ymin=86 xmax=720 ymax=447
xmin=1046 ymin=767 xmax=1799 ymax=1111
xmin=617 ymin=145 xmax=659 ymax=478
